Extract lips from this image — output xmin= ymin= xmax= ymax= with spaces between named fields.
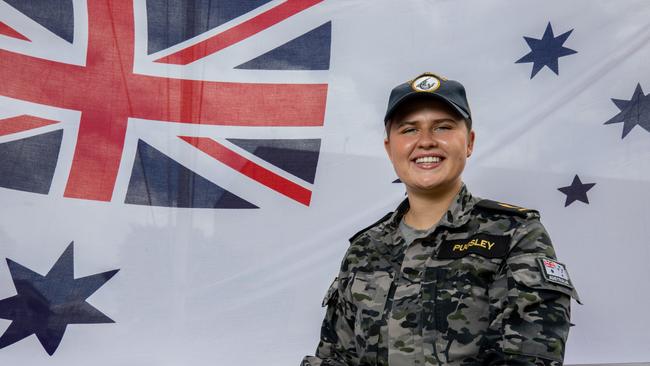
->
xmin=414 ymin=156 xmax=441 ymax=164
xmin=412 ymin=154 xmax=444 ymax=169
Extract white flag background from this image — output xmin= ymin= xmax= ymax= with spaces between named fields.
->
xmin=0 ymin=0 xmax=649 ymax=364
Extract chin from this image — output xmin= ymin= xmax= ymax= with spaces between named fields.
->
xmin=405 ymin=182 xmax=442 ymax=193
xmin=406 ymin=179 xmax=460 ymax=195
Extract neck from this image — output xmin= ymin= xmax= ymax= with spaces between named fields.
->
xmin=403 ymin=181 xmax=463 ymax=230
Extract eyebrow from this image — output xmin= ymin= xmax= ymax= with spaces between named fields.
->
xmin=394 ymin=118 xmax=459 ymax=127
xmin=394 ymin=121 xmax=416 ymax=127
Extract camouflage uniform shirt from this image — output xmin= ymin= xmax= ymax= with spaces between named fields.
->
xmin=302 ymin=184 xmax=580 ymax=366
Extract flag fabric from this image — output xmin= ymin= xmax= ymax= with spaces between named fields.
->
xmin=0 ymin=0 xmax=648 ymax=364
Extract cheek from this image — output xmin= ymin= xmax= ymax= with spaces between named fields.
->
xmin=389 ymin=138 xmax=414 ymax=155
xmin=447 ymin=136 xmax=470 ymax=154
xmin=444 ymin=140 xmax=470 ymax=165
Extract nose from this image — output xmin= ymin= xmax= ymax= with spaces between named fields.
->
xmin=416 ymin=130 xmax=437 ymax=149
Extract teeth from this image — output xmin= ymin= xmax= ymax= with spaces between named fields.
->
xmin=415 ymin=156 xmax=441 ymax=164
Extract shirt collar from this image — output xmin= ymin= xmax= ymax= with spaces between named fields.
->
xmin=383 ymin=183 xmax=477 ymax=230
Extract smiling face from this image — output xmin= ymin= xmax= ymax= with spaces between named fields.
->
xmin=384 ymin=97 xmax=475 ymax=197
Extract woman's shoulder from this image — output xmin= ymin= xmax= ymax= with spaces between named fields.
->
xmin=472 ymin=198 xmax=540 ymax=220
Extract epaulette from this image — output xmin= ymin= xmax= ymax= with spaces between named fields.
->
xmin=348 ymin=211 xmax=394 ymax=243
xmin=474 ymin=199 xmax=539 ymax=218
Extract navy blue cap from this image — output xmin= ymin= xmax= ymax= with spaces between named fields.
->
xmin=384 ymin=72 xmax=471 ymax=124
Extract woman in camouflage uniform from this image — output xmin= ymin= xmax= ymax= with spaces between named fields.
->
xmin=303 ymin=72 xmax=580 ymax=366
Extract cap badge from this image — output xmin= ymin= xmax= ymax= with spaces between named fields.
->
xmin=411 ymin=74 xmax=441 ymax=92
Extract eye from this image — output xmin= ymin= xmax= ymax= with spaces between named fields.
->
xmin=434 ymin=123 xmax=454 ymax=132
xmin=401 ymin=127 xmax=417 ymax=134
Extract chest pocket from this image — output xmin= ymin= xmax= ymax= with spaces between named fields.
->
xmin=421 ymin=254 xmax=501 ymax=362
xmin=348 ymin=271 xmax=392 ymax=360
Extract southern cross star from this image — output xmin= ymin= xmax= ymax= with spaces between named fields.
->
xmin=604 ymin=83 xmax=650 ymax=138
xmin=557 ymin=175 xmax=596 ymax=207
xmin=516 ymin=22 xmax=577 ymax=79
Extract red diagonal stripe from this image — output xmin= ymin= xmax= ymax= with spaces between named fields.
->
xmin=179 ymin=136 xmax=312 ymax=206
xmin=0 ymin=115 xmax=57 ymax=136
xmin=0 ymin=22 xmax=30 ymax=41
xmin=155 ymin=0 xmax=324 ymax=65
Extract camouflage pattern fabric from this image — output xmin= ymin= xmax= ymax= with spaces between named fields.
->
xmin=302 ymin=184 xmax=580 ymax=366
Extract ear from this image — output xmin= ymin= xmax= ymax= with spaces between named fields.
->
xmin=384 ymin=135 xmax=393 ymax=162
xmin=466 ymin=129 xmax=475 ymax=158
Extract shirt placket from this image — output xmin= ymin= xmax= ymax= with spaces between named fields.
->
xmin=386 ymin=228 xmax=437 ymax=366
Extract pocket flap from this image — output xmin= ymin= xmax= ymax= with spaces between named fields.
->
xmin=349 ymin=271 xmax=393 ymax=307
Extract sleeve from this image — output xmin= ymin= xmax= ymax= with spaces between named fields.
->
xmin=301 ymin=276 xmax=359 ymax=366
xmin=480 ymin=219 xmax=581 ymax=365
